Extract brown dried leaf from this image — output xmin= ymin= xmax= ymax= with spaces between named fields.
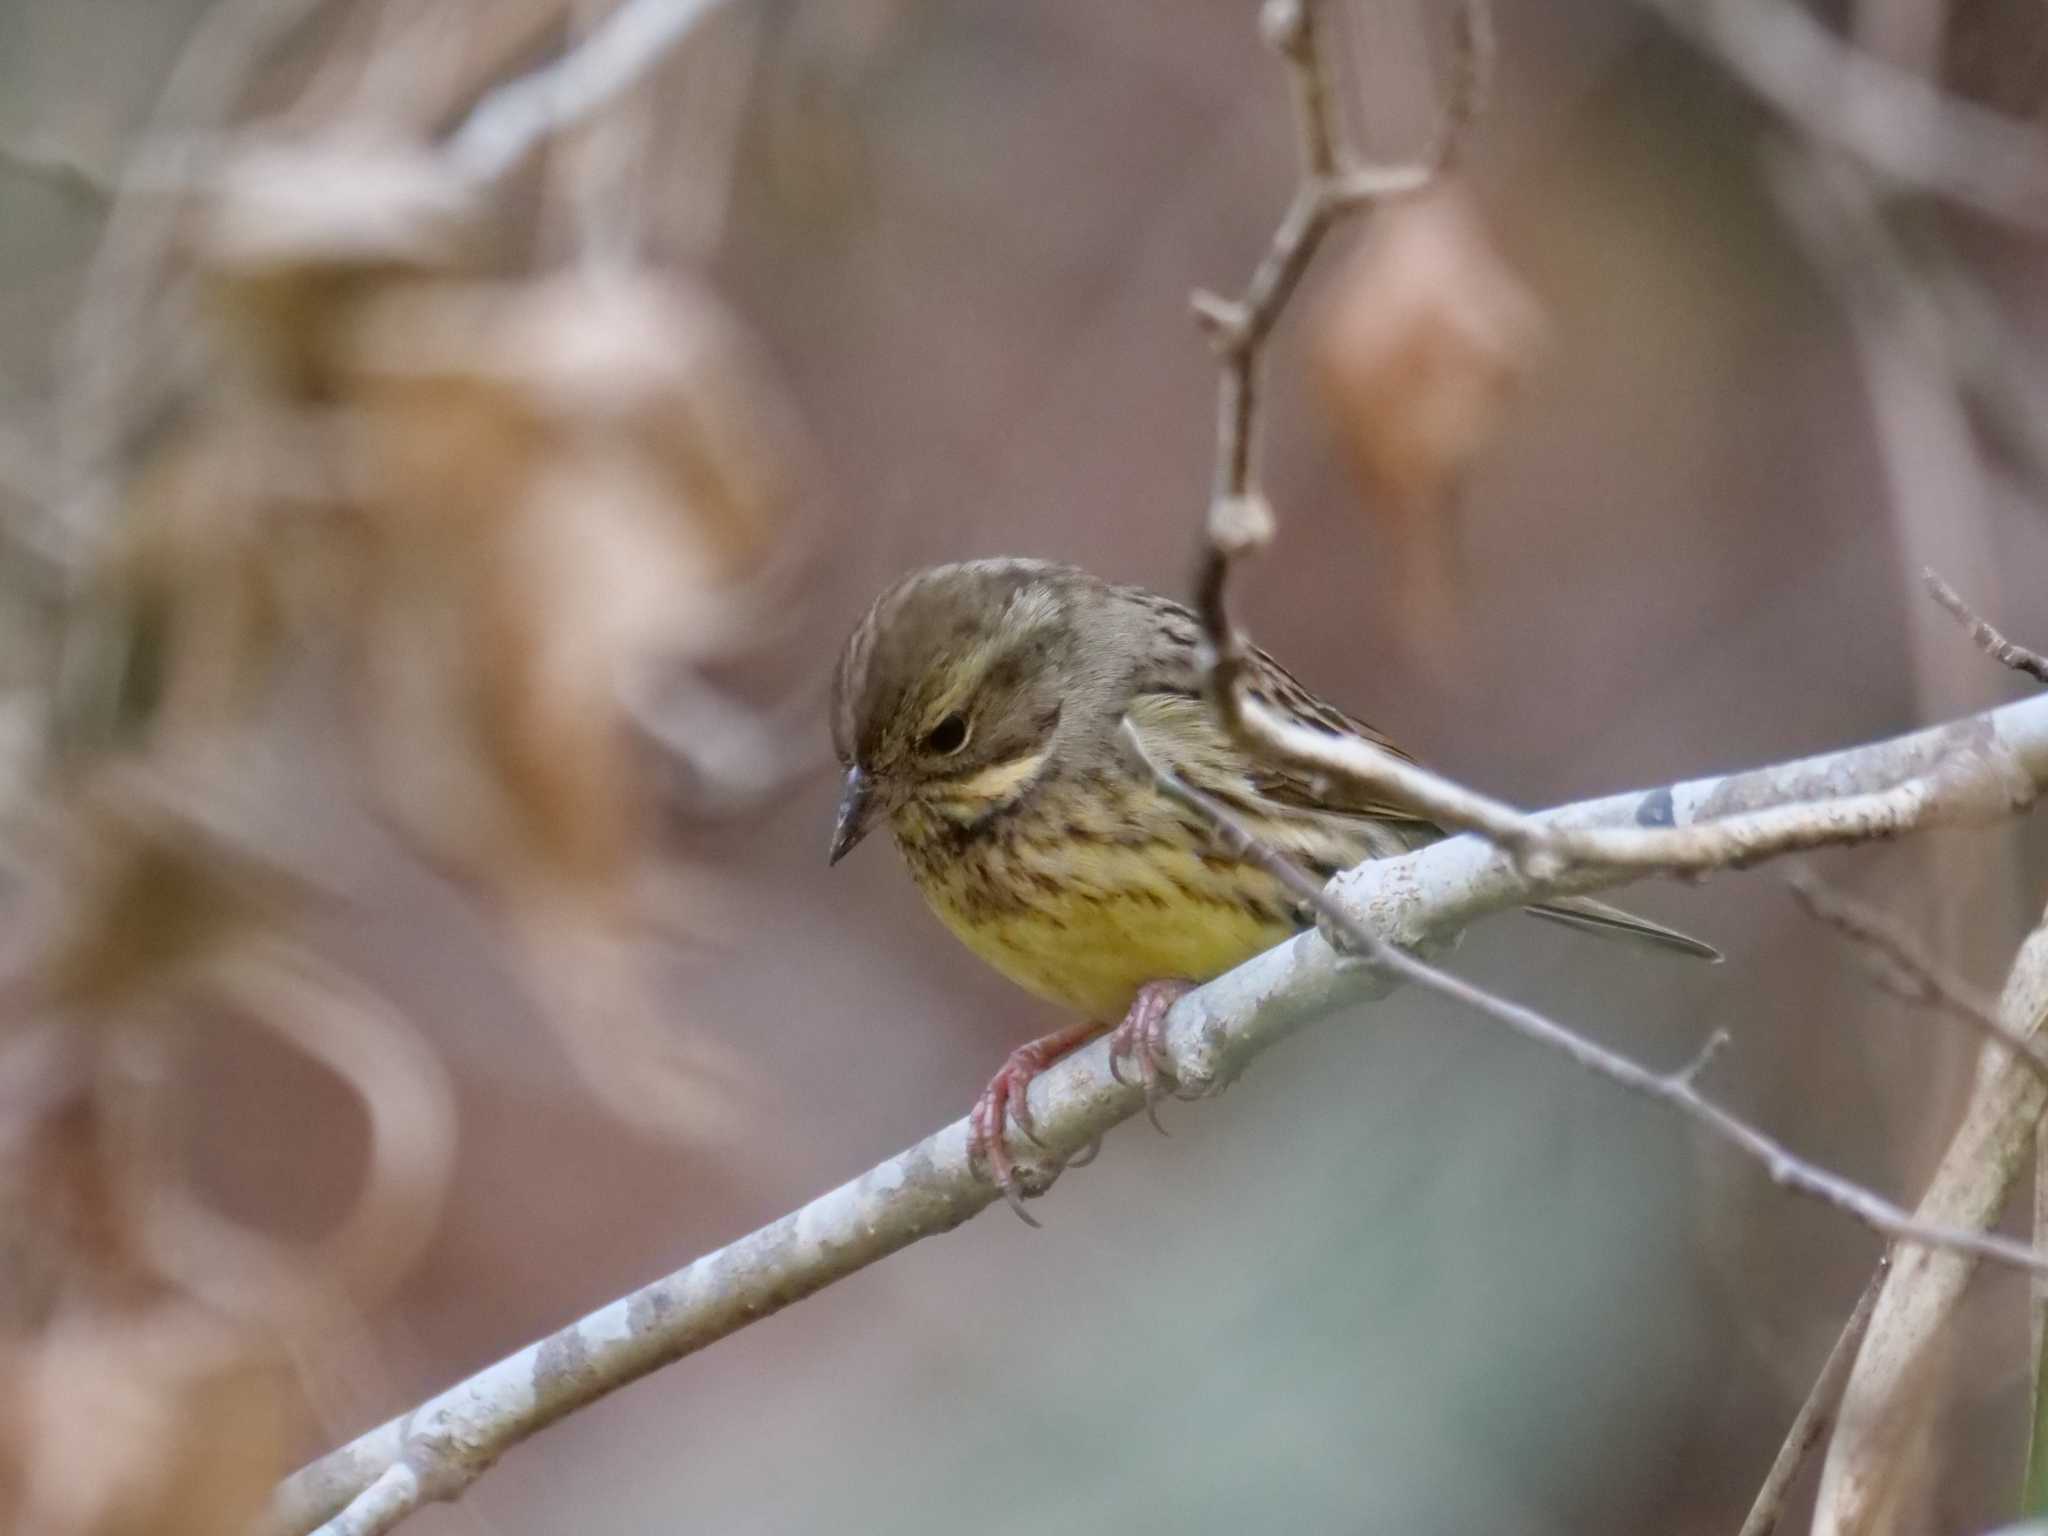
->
xmin=332 ymin=268 xmax=805 ymax=1140
xmin=345 ymin=267 xmax=806 ymax=593
xmin=188 ymin=137 xmax=480 ymax=397
xmin=1312 ymin=185 xmax=1545 ymax=507
xmin=24 ymin=784 xmax=263 ymax=1022
xmin=340 ymin=266 xmax=810 ymax=876
xmin=0 ymin=1304 xmax=296 ymax=1536
xmin=1311 ymin=186 xmax=1545 ymax=660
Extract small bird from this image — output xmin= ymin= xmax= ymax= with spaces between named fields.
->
xmin=828 ymin=558 xmax=1715 ymax=1210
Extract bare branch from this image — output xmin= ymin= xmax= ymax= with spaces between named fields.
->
xmin=1786 ymin=869 xmax=2048 ymax=1090
xmin=1191 ymin=0 xmax=1488 ymax=514
xmin=1192 ymin=0 xmax=1523 ymax=870
xmin=1124 ymin=721 xmax=2048 ymax=1278
xmin=1537 ymin=748 xmax=2032 ymax=873
xmin=1923 ymin=567 xmax=2048 ymax=687
xmin=268 ymin=686 xmax=2048 ymax=1536
xmin=1312 ymin=695 xmax=2048 ymax=961
xmin=1737 ymin=1261 xmax=1888 ymax=1536
xmin=1813 ymin=906 xmax=2048 ymax=1535
xmin=1191 ymin=671 xmax=2038 ymax=883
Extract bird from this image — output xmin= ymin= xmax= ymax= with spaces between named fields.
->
xmin=827 ymin=558 xmax=1716 ymax=1214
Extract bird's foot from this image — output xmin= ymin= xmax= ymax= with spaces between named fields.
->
xmin=1107 ymin=978 xmax=1197 ymax=1130
xmin=969 ymin=1018 xmax=1108 ymax=1226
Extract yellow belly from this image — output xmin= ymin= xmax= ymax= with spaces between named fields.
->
xmin=912 ymin=838 xmax=1299 ymax=1021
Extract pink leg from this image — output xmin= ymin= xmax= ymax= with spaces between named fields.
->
xmin=969 ymin=1018 xmax=1108 ymax=1225
xmin=1107 ymin=979 xmax=1197 ymax=1131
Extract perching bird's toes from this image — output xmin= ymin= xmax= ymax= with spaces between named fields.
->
xmin=1107 ymin=979 xmax=1196 ymax=1132
xmin=967 ymin=1021 xmax=1108 ymax=1225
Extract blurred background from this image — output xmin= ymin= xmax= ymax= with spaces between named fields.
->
xmin=6 ymin=0 xmax=2048 ymax=1532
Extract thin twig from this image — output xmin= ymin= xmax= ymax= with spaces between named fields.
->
xmin=1192 ymin=0 xmax=1504 ymax=853
xmin=1121 ymin=720 xmax=2048 ymax=1278
xmin=1736 ymin=1261 xmax=1889 ymax=1536
xmin=1786 ymin=869 xmax=2048 ymax=1090
xmin=1923 ymin=567 xmax=2048 ymax=687
xmin=1197 ymin=682 xmax=2035 ymax=880
xmin=1190 ymin=0 xmax=1487 ymax=515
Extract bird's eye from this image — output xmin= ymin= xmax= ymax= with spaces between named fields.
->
xmin=925 ymin=714 xmax=969 ymax=755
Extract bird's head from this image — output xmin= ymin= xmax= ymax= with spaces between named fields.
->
xmin=828 ymin=560 xmax=1095 ymax=863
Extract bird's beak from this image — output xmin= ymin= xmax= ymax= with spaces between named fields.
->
xmin=828 ymin=766 xmax=876 ymax=865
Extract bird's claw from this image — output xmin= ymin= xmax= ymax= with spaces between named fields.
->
xmin=1107 ymin=979 xmax=1196 ymax=1136
xmin=968 ymin=1022 xmax=1108 ymax=1224
xmin=969 ymin=1067 xmax=1043 ymax=1227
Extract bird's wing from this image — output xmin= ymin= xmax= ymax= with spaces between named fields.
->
xmin=1125 ymin=690 xmax=1720 ymax=958
xmin=1123 ymin=677 xmax=1438 ymax=837
xmin=1111 ymin=584 xmax=1436 ymax=832
xmin=1230 ymin=644 xmax=1441 ymax=826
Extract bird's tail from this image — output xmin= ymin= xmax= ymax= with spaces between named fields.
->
xmin=1522 ymin=895 xmax=1721 ymax=962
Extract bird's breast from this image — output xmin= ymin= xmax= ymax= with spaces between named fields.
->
xmin=891 ymin=787 xmax=1305 ymax=1021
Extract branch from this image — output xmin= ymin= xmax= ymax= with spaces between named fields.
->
xmin=1923 ymin=568 xmax=2048 ymax=688
xmin=1737 ymin=1260 xmax=1888 ymax=1536
xmin=1786 ymin=869 xmax=2048 ymax=1090
xmin=1190 ymin=662 xmax=2033 ymax=881
xmin=1123 ymin=721 xmax=2048 ymax=1278
xmin=1186 ymin=0 xmax=1540 ymax=871
xmin=307 ymin=1464 xmax=419 ymax=1536
xmin=1812 ymin=901 xmax=2048 ymax=1535
xmin=268 ymin=685 xmax=2048 ymax=1536
xmin=1190 ymin=0 xmax=1488 ymax=514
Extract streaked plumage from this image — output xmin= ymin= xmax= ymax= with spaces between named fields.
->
xmin=829 ymin=558 xmax=1712 ymax=1023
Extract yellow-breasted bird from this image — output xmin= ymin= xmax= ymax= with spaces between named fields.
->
xmin=828 ymin=558 xmax=1716 ymax=1208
